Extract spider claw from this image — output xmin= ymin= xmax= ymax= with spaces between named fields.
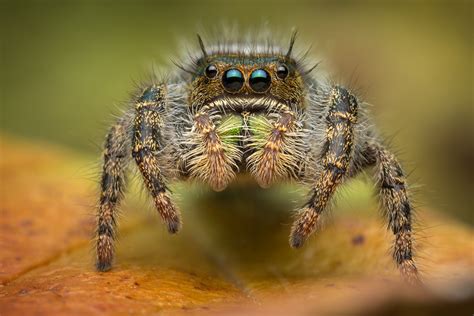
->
xmin=153 ymin=192 xmax=182 ymax=234
xmin=289 ymin=231 xmax=306 ymax=249
xmin=166 ymin=217 xmax=181 ymax=234
xmin=96 ymin=261 xmax=112 ymax=272
xmin=289 ymin=207 xmax=319 ymax=249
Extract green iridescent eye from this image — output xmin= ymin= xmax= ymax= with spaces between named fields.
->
xmin=222 ymin=69 xmax=244 ymax=93
xmin=249 ymin=69 xmax=271 ymax=93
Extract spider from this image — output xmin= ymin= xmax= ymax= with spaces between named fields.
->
xmin=96 ymin=32 xmax=420 ymax=284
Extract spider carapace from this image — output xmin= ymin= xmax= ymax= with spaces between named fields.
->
xmin=96 ymin=32 xmax=420 ymax=284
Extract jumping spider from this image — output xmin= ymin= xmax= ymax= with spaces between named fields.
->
xmin=96 ymin=32 xmax=420 ymax=284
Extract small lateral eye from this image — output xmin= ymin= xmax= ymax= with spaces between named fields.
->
xmin=205 ymin=64 xmax=218 ymax=78
xmin=276 ymin=64 xmax=289 ymax=79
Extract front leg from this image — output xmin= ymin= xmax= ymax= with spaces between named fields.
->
xmin=364 ymin=144 xmax=421 ymax=284
xmin=290 ymin=86 xmax=357 ymax=248
xmin=132 ymin=85 xmax=181 ymax=233
xmin=96 ymin=117 xmax=131 ymax=271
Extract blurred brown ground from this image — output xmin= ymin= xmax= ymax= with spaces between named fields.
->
xmin=0 ymin=136 xmax=472 ymax=315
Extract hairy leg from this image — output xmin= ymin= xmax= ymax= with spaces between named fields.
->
xmin=290 ymin=86 xmax=358 ymax=248
xmin=187 ymin=112 xmax=239 ymax=191
xmin=248 ymin=110 xmax=298 ymax=188
xmin=364 ymin=144 xmax=421 ymax=284
xmin=96 ymin=117 xmax=130 ymax=271
xmin=132 ymin=85 xmax=181 ymax=233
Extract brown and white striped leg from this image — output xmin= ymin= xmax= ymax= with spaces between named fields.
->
xmin=132 ymin=85 xmax=181 ymax=234
xmin=365 ymin=145 xmax=421 ymax=284
xmin=290 ymin=86 xmax=358 ymax=248
xmin=96 ymin=118 xmax=130 ymax=271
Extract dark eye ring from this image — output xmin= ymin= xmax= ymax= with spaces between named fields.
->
xmin=276 ymin=63 xmax=289 ymax=79
xmin=205 ymin=64 xmax=218 ymax=78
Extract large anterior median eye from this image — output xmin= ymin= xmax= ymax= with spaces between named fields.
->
xmin=222 ymin=69 xmax=244 ymax=93
xmin=249 ymin=69 xmax=271 ymax=93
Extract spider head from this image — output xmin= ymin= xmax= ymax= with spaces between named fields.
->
xmin=187 ymin=35 xmax=307 ymax=114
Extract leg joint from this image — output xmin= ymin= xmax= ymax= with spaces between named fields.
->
xmin=331 ymin=86 xmax=358 ymax=116
xmin=137 ymin=85 xmax=165 ymax=104
xmin=97 ymin=222 xmax=115 ymax=238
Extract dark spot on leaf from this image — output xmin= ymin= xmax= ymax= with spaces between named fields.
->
xmin=18 ymin=289 xmax=28 ymax=296
xmin=352 ymin=234 xmax=365 ymax=246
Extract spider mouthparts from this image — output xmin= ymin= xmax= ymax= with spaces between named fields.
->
xmin=206 ymin=97 xmax=289 ymax=113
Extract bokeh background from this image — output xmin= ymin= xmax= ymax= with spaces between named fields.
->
xmin=1 ymin=0 xmax=472 ymax=223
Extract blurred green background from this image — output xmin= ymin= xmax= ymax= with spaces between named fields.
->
xmin=1 ymin=1 xmax=472 ymax=223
